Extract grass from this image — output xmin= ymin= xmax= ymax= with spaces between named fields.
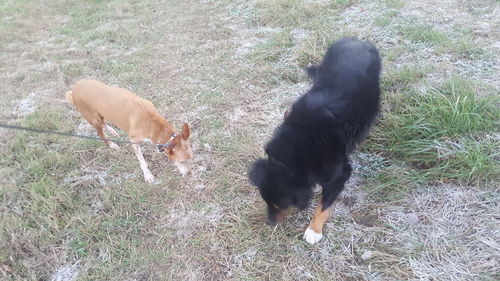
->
xmin=398 ymin=22 xmax=486 ymax=59
xmin=251 ymin=29 xmax=294 ymax=62
xmin=399 ymin=23 xmax=451 ymax=45
xmin=1 ymin=0 xmax=499 ymax=280
xmin=382 ymin=65 xmax=430 ymax=91
xmin=384 ymin=0 xmax=404 ymax=9
xmin=368 ymin=78 xmax=499 ymax=184
xmin=252 ymin=0 xmax=346 ymax=28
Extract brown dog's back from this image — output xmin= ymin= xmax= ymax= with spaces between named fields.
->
xmin=68 ymin=80 xmax=160 ymax=133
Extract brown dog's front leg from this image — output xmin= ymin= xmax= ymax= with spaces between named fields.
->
xmin=303 ymin=201 xmax=332 ymax=244
xmin=132 ymin=143 xmax=154 ymax=183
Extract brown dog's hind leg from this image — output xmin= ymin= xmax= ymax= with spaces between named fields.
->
xmin=105 ymin=123 xmax=119 ymax=137
xmin=90 ymin=115 xmax=119 ymax=149
xmin=76 ymin=106 xmax=119 ymax=149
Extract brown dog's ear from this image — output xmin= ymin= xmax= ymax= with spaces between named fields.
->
xmin=181 ymin=123 xmax=190 ymax=140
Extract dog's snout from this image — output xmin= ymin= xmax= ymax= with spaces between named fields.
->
xmin=175 ymin=161 xmax=192 ymax=177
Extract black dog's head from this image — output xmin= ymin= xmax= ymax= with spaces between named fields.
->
xmin=249 ymin=158 xmax=312 ymax=225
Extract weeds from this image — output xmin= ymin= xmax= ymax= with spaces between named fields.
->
xmin=399 ymin=23 xmax=450 ymax=45
xmin=369 ymin=78 xmax=499 ymax=183
xmin=251 ymin=29 xmax=294 ymax=62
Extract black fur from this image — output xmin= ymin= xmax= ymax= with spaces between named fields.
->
xmin=249 ymin=38 xmax=381 ymax=224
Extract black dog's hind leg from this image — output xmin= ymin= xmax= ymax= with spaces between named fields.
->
xmin=303 ymin=161 xmax=352 ymax=244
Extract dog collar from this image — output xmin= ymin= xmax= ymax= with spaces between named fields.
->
xmin=157 ymin=133 xmax=176 ymax=152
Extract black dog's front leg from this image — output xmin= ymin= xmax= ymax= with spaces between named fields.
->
xmin=303 ymin=161 xmax=352 ymax=244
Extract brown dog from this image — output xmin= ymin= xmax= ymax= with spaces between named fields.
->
xmin=65 ymin=79 xmax=192 ymax=183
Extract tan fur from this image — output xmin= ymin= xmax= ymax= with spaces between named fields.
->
xmin=66 ymin=80 xmax=192 ymax=182
xmin=308 ymin=200 xmax=333 ymax=234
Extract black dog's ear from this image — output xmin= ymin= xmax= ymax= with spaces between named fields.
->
xmin=249 ymin=158 xmax=268 ymax=188
xmin=306 ymin=64 xmax=320 ymax=80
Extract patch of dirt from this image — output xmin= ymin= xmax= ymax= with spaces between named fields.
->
xmin=382 ymin=184 xmax=499 ymax=280
xmin=224 ymin=248 xmax=257 ymax=278
xmin=11 ymin=93 xmax=37 ymax=117
xmin=232 ymin=26 xmax=281 ymax=57
xmin=354 ymin=214 xmax=378 ymax=227
xmin=74 ymin=121 xmax=95 ymax=136
xmin=403 ymin=0 xmax=499 ymax=35
xmin=50 ymin=262 xmax=80 ymax=281
xmin=166 ymin=204 xmax=223 ymax=241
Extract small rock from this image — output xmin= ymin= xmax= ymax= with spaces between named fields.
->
xmin=203 ymin=143 xmax=212 ymax=151
xmin=407 ymin=213 xmax=419 ymax=223
xmin=361 ymin=251 xmax=373 ymax=261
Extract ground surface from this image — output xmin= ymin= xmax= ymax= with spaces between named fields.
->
xmin=0 ymin=0 xmax=499 ymax=280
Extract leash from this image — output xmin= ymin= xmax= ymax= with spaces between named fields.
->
xmin=0 ymin=123 xmax=152 ymax=146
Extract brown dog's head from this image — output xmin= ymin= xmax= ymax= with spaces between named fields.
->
xmin=158 ymin=123 xmax=192 ymax=176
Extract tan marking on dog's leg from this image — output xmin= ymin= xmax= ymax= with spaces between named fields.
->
xmin=105 ymin=124 xmax=119 ymax=137
xmin=276 ymin=208 xmax=288 ymax=223
xmin=132 ymin=143 xmax=154 ymax=183
xmin=303 ymin=202 xmax=332 ymax=244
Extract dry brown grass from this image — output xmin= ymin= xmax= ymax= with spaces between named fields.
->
xmin=1 ymin=0 xmax=499 ymax=280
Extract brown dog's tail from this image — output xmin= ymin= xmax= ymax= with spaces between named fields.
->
xmin=65 ymin=91 xmax=74 ymax=105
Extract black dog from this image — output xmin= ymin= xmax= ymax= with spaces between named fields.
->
xmin=249 ymin=38 xmax=381 ymax=244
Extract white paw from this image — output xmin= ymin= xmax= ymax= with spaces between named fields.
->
xmin=143 ymin=171 xmax=155 ymax=183
xmin=108 ymin=142 xmax=120 ymax=149
xmin=303 ymin=227 xmax=323 ymax=245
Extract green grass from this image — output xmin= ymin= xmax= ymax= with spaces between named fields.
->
xmin=252 ymin=0 xmax=347 ymax=28
xmin=384 ymin=0 xmax=404 ymax=9
xmin=0 ymin=0 xmax=31 ymax=29
xmin=374 ymin=10 xmax=400 ymax=27
xmin=398 ymin=22 xmax=485 ymax=59
xmin=248 ymin=0 xmax=357 ymax=68
xmin=382 ymin=65 xmax=429 ymax=91
xmin=445 ymin=35 xmax=485 ymax=59
xmin=365 ymin=164 xmax=425 ymax=201
xmin=399 ymin=23 xmax=450 ymax=45
xmin=374 ymin=15 xmax=391 ymax=27
xmin=251 ymin=29 xmax=294 ymax=62
xmin=368 ymin=78 xmax=499 ymax=183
